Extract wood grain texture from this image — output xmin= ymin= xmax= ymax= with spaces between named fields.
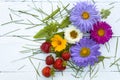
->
xmin=0 ymin=0 xmax=120 ymax=80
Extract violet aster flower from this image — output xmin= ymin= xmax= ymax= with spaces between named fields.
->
xmin=90 ymin=21 xmax=113 ymax=44
xmin=70 ymin=2 xmax=100 ymax=32
xmin=70 ymin=38 xmax=101 ymax=67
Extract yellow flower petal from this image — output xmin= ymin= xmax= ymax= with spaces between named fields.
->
xmin=51 ymin=35 xmax=67 ymax=52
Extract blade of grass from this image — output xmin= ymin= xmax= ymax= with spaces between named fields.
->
xmin=42 ymin=7 xmax=60 ymax=21
xmin=110 ymin=58 xmax=120 ymax=67
xmin=91 ymin=67 xmax=99 ymax=79
xmin=17 ymin=36 xmax=40 ymax=43
xmin=109 ymin=2 xmax=116 ymax=5
xmin=102 ymin=61 xmax=105 ymax=68
xmin=31 ymin=0 xmax=49 ymax=16
xmin=18 ymin=10 xmax=38 ymax=17
xmin=1 ymin=29 xmax=20 ymax=36
xmin=92 ymin=0 xmax=95 ymax=3
xmin=9 ymin=14 xmax=13 ymax=20
xmin=29 ymin=58 xmax=40 ymax=76
xmin=9 ymin=8 xmax=21 ymax=17
xmin=105 ymin=43 xmax=109 ymax=52
xmin=58 ymin=0 xmax=70 ymax=13
xmin=116 ymin=18 xmax=120 ymax=22
xmin=1 ymin=20 xmax=23 ymax=26
xmin=30 ymin=57 xmax=45 ymax=61
xmin=116 ymin=64 xmax=120 ymax=73
xmin=18 ymin=10 xmax=42 ymax=21
xmin=36 ymin=62 xmax=40 ymax=80
xmin=83 ymin=70 xmax=89 ymax=80
xmin=17 ymin=65 xmax=26 ymax=70
xmin=89 ymin=66 xmax=92 ymax=80
xmin=114 ymin=37 xmax=119 ymax=60
xmin=74 ymin=68 xmax=81 ymax=78
xmin=11 ymin=54 xmax=34 ymax=62
xmin=25 ymin=23 xmax=43 ymax=29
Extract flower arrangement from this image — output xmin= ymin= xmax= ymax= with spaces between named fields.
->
xmin=2 ymin=0 xmax=118 ymax=79
xmin=32 ymin=1 xmax=113 ymax=78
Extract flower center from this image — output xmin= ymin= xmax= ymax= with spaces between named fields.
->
xmin=57 ymin=40 xmax=62 ymax=45
xmin=82 ymin=12 xmax=90 ymax=19
xmin=70 ymin=30 xmax=78 ymax=39
xmin=97 ymin=29 xmax=105 ymax=37
xmin=80 ymin=47 xmax=90 ymax=57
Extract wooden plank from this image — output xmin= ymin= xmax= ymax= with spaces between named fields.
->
xmin=0 ymin=1 xmax=120 ymax=80
xmin=0 ymin=0 xmax=120 ymax=3
xmin=0 ymin=2 xmax=120 ymax=36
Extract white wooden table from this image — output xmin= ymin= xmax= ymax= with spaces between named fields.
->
xmin=0 ymin=0 xmax=120 ymax=80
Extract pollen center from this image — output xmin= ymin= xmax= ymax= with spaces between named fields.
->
xmin=82 ymin=12 xmax=90 ymax=19
xmin=97 ymin=29 xmax=105 ymax=37
xmin=70 ymin=30 xmax=78 ymax=39
xmin=57 ymin=40 xmax=62 ymax=45
xmin=80 ymin=47 xmax=90 ymax=57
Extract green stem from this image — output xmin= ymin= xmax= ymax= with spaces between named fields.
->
xmin=110 ymin=58 xmax=120 ymax=67
xmin=114 ymin=37 xmax=119 ymax=60
xmin=29 ymin=58 xmax=41 ymax=77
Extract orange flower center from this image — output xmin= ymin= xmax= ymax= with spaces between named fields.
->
xmin=97 ymin=29 xmax=105 ymax=37
xmin=82 ymin=12 xmax=90 ymax=19
xmin=70 ymin=30 xmax=78 ymax=39
xmin=80 ymin=47 xmax=90 ymax=57
xmin=57 ymin=40 xmax=62 ymax=45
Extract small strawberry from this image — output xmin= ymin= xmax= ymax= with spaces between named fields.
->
xmin=53 ymin=58 xmax=66 ymax=71
xmin=42 ymin=66 xmax=54 ymax=77
xmin=62 ymin=52 xmax=71 ymax=61
xmin=46 ymin=55 xmax=54 ymax=65
xmin=41 ymin=42 xmax=51 ymax=53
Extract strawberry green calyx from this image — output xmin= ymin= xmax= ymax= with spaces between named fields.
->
xmin=50 ymin=68 xmax=55 ymax=77
xmin=62 ymin=61 xmax=67 ymax=67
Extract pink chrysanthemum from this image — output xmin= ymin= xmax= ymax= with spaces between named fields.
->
xmin=90 ymin=22 xmax=113 ymax=44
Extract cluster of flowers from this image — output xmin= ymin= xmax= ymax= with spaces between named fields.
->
xmin=39 ymin=1 xmax=113 ymax=77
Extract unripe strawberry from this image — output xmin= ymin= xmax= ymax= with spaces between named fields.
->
xmin=62 ymin=52 xmax=71 ymax=61
xmin=41 ymin=42 xmax=51 ymax=53
xmin=46 ymin=55 xmax=54 ymax=65
xmin=53 ymin=58 xmax=66 ymax=71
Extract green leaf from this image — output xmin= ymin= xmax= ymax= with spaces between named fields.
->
xmin=100 ymin=9 xmax=111 ymax=19
xmin=55 ymin=32 xmax=64 ymax=37
xmin=34 ymin=22 xmax=58 ymax=39
xmin=33 ymin=28 xmax=48 ymax=38
xmin=55 ymin=52 xmax=62 ymax=57
xmin=98 ymin=56 xmax=111 ymax=63
xmin=59 ymin=16 xmax=71 ymax=28
xmin=42 ymin=7 xmax=60 ymax=21
xmin=98 ymin=56 xmax=105 ymax=63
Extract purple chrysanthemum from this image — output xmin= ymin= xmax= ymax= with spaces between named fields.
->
xmin=70 ymin=2 xmax=100 ymax=32
xmin=70 ymin=38 xmax=101 ymax=67
xmin=90 ymin=21 xmax=113 ymax=44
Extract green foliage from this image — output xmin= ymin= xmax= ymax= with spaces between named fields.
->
xmin=101 ymin=9 xmax=111 ymax=19
xmin=42 ymin=7 xmax=60 ymax=21
xmin=98 ymin=56 xmax=111 ymax=63
xmin=34 ymin=22 xmax=58 ymax=39
xmin=98 ymin=56 xmax=105 ymax=63
xmin=59 ymin=16 xmax=71 ymax=28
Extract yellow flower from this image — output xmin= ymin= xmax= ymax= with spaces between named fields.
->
xmin=51 ymin=35 xmax=67 ymax=52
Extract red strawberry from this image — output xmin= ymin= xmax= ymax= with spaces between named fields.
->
xmin=42 ymin=66 xmax=54 ymax=77
xmin=53 ymin=58 xmax=66 ymax=71
xmin=41 ymin=42 xmax=51 ymax=53
xmin=62 ymin=52 xmax=71 ymax=61
xmin=42 ymin=66 xmax=51 ymax=77
xmin=46 ymin=55 xmax=54 ymax=65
